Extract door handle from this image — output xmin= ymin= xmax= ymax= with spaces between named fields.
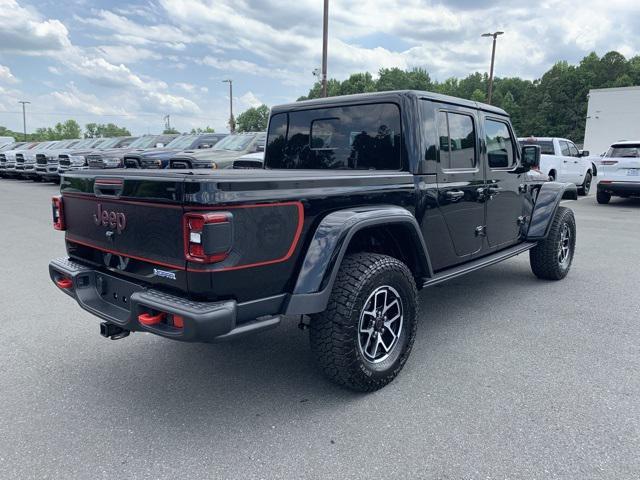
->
xmin=444 ymin=190 xmax=465 ymax=201
xmin=563 ymin=160 xmax=569 ymax=163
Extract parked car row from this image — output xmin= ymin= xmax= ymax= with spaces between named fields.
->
xmin=0 ymin=131 xmax=266 ymax=183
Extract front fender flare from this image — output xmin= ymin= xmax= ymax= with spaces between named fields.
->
xmin=285 ymin=206 xmax=431 ymax=315
xmin=527 ymin=182 xmax=577 ymax=241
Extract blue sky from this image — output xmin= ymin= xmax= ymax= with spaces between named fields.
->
xmin=0 ymin=0 xmax=638 ymax=135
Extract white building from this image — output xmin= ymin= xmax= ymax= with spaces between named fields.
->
xmin=583 ymin=86 xmax=640 ymax=156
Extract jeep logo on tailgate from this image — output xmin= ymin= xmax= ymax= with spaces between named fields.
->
xmin=93 ymin=203 xmax=127 ymax=233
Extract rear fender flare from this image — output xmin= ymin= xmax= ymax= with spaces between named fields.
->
xmin=527 ymin=182 xmax=577 ymax=240
xmin=285 ymin=206 xmax=432 ymax=315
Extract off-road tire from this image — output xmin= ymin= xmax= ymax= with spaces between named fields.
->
xmin=529 ymin=206 xmax=576 ymax=280
xmin=309 ymin=253 xmax=418 ymax=392
xmin=596 ymin=191 xmax=611 ymax=204
xmin=578 ymin=171 xmax=592 ymax=196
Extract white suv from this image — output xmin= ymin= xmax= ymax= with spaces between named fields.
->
xmin=596 ymin=141 xmax=640 ymax=204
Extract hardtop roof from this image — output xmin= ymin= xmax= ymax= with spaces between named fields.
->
xmin=271 ymin=90 xmax=508 ymax=116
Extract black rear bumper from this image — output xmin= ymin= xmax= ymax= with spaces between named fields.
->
xmin=49 ymin=257 xmax=282 ymax=342
xmin=597 ymin=181 xmax=640 ymax=196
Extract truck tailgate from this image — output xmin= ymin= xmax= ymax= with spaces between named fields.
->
xmin=60 ymin=174 xmax=187 ymax=291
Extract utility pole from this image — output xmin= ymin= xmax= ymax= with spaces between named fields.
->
xmin=18 ymin=101 xmax=30 ymax=141
xmin=481 ymin=31 xmax=503 ymax=105
xmin=222 ymin=79 xmax=235 ymax=133
xmin=163 ymin=114 xmax=171 ymax=132
xmin=321 ymin=0 xmax=329 ymax=97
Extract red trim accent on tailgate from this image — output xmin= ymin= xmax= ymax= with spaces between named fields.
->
xmin=63 ymin=197 xmax=305 ymax=272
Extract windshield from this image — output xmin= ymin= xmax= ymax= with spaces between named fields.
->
xmin=212 ymin=134 xmax=255 ymax=152
xmin=128 ymin=136 xmax=158 ymax=149
xmin=606 ymin=145 xmax=640 ymax=158
xmin=96 ymin=138 xmax=122 ymax=149
xmin=520 ymin=139 xmax=554 ymax=155
xmin=166 ymin=135 xmax=198 ymax=149
xmin=92 ymin=138 xmax=114 ymax=148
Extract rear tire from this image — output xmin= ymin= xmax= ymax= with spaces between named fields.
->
xmin=529 ymin=206 xmax=576 ymax=280
xmin=309 ymin=253 xmax=418 ymax=392
xmin=596 ymin=191 xmax=611 ymax=204
xmin=548 ymin=171 xmax=556 ymax=182
xmin=578 ymin=172 xmax=592 ymax=196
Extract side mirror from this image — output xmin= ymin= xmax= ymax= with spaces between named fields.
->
xmin=521 ymin=144 xmax=541 ymax=170
xmin=579 ymin=150 xmax=590 ymax=157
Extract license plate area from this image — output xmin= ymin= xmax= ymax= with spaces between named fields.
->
xmin=627 ymin=169 xmax=639 ymax=176
xmin=95 ymin=272 xmax=144 ymax=310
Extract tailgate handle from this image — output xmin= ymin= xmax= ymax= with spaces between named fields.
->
xmin=94 ymin=178 xmax=124 ymax=197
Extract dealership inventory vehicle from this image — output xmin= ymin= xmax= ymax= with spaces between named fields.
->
xmin=0 ymin=142 xmax=37 ymax=177
xmin=49 ymin=91 xmax=577 ymax=391
xmin=123 ymin=133 xmax=227 ymax=169
xmin=8 ymin=141 xmax=55 ymax=177
xmin=596 ymin=141 xmax=640 ymax=203
xmin=88 ymin=135 xmax=178 ymax=169
xmin=169 ymin=132 xmax=266 ymax=169
xmin=519 ymin=137 xmax=594 ymax=195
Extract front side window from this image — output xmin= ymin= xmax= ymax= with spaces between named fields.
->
xmin=485 ymin=119 xmax=516 ymax=169
xmin=437 ymin=111 xmax=476 ymax=170
xmin=265 ymin=103 xmax=401 ymax=170
xmin=560 ymin=141 xmax=571 ymax=157
xmin=568 ymin=142 xmax=580 ymax=157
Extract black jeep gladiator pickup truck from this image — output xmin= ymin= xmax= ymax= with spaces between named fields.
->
xmin=49 ymin=91 xmax=577 ymax=391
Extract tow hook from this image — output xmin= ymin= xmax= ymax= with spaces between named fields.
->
xmin=100 ymin=322 xmax=130 ymax=340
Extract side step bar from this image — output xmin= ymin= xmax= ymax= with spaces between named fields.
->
xmin=423 ymin=241 xmax=537 ymax=288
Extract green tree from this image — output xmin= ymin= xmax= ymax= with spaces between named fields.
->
xmin=190 ymin=126 xmax=216 ymax=134
xmin=236 ymin=104 xmax=270 ymax=132
xmin=163 ymin=127 xmax=180 ymax=134
xmin=85 ymin=123 xmax=131 ymax=138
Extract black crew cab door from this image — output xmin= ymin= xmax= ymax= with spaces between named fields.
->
xmin=434 ymin=106 xmax=485 ymax=261
xmin=481 ymin=115 xmax=525 ymax=249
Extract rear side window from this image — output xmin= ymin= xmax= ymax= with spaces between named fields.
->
xmin=521 ymin=140 xmax=554 ymax=155
xmin=265 ymin=103 xmax=401 ymax=170
xmin=485 ymin=119 xmax=516 ymax=169
xmin=437 ymin=111 xmax=476 ymax=170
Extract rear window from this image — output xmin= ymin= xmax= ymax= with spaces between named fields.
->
xmin=265 ymin=103 xmax=401 ymax=170
xmin=606 ymin=145 xmax=640 ymax=158
xmin=520 ymin=140 xmax=554 ymax=155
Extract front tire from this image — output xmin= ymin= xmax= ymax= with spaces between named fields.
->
xmin=596 ymin=191 xmax=611 ymax=204
xmin=309 ymin=253 xmax=418 ymax=392
xmin=578 ymin=171 xmax=592 ymax=196
xmin=529 ymin=206 xmax=576 ymax=280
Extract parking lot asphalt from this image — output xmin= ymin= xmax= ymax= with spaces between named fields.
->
xmin=0 ymin=178 xmax=639 ymax=479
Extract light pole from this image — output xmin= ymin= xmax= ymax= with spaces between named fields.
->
xmin=18 ymin=101 xmax=30 ymax=141
xmin=481 ymin=31 xmax=503 ymax=105
xmin=222 ymin=79 xmax=235 ymax=133
xmin=321 ymin=0 xmax=329 ymax=97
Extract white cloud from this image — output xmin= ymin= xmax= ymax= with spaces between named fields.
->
xmin=95 ymin=45 xmax=162 ymax=64
xmin=0 ymin=65 xmax=18 ymax=84
xmin=238 ymin=91 xmax=263 ymax=109
xmin=0 ymin=0 xmax=71 ymax=53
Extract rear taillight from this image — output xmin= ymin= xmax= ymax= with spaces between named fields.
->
xmin=183 ymin=212 xmax=232 ymax=263
xmin=52 ymin=196 xmax=65 ymax=230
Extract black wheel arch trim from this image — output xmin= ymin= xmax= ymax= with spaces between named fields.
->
xmin=526 ymin=181 xmax=577 ymax=241
xmin=285 ymin=205 xmax=432 ymax=315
